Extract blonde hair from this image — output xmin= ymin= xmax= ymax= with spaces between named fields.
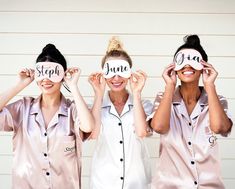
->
xmin=102 ymin=36 xmax=132 ymax=68
xmin=106 ymin=36 xmax=124 ymax=53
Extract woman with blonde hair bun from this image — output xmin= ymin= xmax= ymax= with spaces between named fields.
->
xmin=88 ymin=37 xmax=153 ymax=189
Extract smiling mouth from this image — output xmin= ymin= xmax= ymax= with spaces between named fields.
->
xmin=182 ymin=71 xmax=195 ymax=75
xmin=42 ymin=83 xmax=53 ymax=88
xmin=112 ymin=82 xmax=123 ymax=87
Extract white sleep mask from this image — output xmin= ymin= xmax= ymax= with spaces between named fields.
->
xmin=35 ymin=62 xmax=65 ymax=83
xmin=174 ymin=49 xmax=203 ymax=71
xmin=103 ymin=60 xmax=131 ymax=79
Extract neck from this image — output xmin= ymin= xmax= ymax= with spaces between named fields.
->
xmin=179 ymin=83 xmax=201 ymax=104
xmin=109 ymin=89 xmax=129 ymax=105
xmin=41 ymin=92 xmax=61 ymax=108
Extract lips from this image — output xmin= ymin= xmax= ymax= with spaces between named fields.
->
xmin=41 ymin=82 xmax=54 ymax=89
xmin=112 ymin=82 xmax=123 ymax=87
xmin=182 ymin=71 xmax=195 ymax=75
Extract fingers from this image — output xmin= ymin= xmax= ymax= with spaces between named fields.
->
xmin=19 ymin=68 xmax=35 ymax=78
xmin=201 ymin=60 xmax=214 ymax=69
xmin=29 ymin=69 xmax=35 ymax=78
xmin=131 ymin=70 xmax=147 ymax=82
xmin=20 ymin=68 xmax=29 ymax=76
xmin=166 ymin=63 xmax=175 ymax=71
xmin=88 ymin=72 xmax=103 ymax=83
xmin=163 ymin=63 xmax=176 ymax=77
xmin=65 ymin=67 xmax=81 ymax=79
xmin=135 ymin=70 xmax=147 ymax=77
xmin=201 ymin=61 xmax=218 ymax=74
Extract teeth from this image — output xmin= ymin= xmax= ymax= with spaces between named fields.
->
xmin=112 ymin=83 xmax=122 ymax=86
xmin=183 ymin=71 xmax=194 ymax=75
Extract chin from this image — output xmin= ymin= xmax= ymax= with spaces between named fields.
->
xmin=107 ymin=83 xmax=125 ymax=91
xmin=41 ymin=88 xmax=60 ymax=95
xmin=112 ymin=88 xmax=125 ymax=92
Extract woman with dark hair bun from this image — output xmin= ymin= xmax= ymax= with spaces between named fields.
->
xmin=0 ymin=44 xmax=94 ymax=189
xmin=149 ymin=35 xmax=233 ymax=188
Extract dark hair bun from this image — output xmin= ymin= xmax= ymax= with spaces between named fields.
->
xmin=42 ymin=44 xmax=57 ymax=53
xmin=184 ymin=35 xmax=201 ymax=47
xmin=36 ymin=43 xmax=67 ymax=71
xmin=174 ymin=34 xmax=208 ymax=62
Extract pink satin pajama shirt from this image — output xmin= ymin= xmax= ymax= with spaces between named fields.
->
xmin=0 ymin=95 xmax=87 ymax=189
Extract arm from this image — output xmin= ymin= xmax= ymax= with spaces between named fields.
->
xmin=202 ymin=61 xmax=232 ymax=135
xmin=64 ymin=68 xmax=95 ymax=133
xmin=150 ymin=63 xmax=176 ymax=134
xmin=0 ymin=68 xmax=34 ymax=111
xmin=130 ymin=70 xmax=150 ymax=138
xmin=88 ymin=72 xmax=106 ymax=139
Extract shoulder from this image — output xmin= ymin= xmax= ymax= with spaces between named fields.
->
xmin=7 ymin=96 xmax=35 ymax=108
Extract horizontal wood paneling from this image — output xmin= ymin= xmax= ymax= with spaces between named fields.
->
xmin=1 ymin=34 xmax=235 ymax=56
xmin=0 ymin=174 xmax=11 ymax=189
xmin=0 ymin=12 xmax=235 ymax=35
xmin=0 ymin=0 xmax=235 ymax=13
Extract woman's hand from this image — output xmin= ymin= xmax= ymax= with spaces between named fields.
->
xmin=88 ymin=72 xmax=106 ymax=97
xmin=201 ymin=60 xmax=218 ymax=89
xmin=64 ymin=67 xmax=81 ymax=87
xmin=18 ymin=68 xmax=35 ymax=87
xmin=162 ymin=63 xmax=177 ymax=87
xmin=130 ymin=70 xmax=147 ymax=95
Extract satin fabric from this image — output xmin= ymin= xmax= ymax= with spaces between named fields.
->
xmin=149 ymin=87 xmax=233 ymax=189
xmin=0 ymin=94 xmax=86 ymax=189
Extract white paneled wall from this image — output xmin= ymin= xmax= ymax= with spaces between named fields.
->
xmin=0 ymin=0 xmax=234 ymax=188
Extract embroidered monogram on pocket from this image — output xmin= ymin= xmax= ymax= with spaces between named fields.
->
xmin=205 ymin=126 xmax=217 ymax=147
xmin=63 ymin=135 xmax=76 ymax=154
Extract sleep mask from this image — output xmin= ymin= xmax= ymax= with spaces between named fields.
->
xmin=174 ymin=49 xmax=203 ymax=71
xmin=35 ymin=62 xmax=65 ymax=83
xmin=103 ymin=59 xmax=131 ymax=79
